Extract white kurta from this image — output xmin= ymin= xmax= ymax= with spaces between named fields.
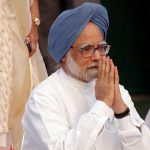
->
xmin=22 ymin=68 xmax=150 ymax=150
xmin=145 ymin=109 xmax=150 ymax=129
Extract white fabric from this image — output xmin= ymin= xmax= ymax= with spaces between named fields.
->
xmin=22 ymin=68 xmax=150 ymax=150
xmin=0 ymin=133 xmax=11 ymax=147
xmin=0 ymin=0 xmax=47 ymax=149
xmin=0 ymin=134 xmax=7 ymax=147
xmin=145 ymin=109 xmax=150 ymax=129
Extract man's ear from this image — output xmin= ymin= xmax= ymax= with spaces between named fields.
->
xmin=61 ymin=50 xmax=70 ymax=63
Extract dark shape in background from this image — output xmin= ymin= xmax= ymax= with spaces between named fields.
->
xmin=101 ymin=0 xmax=150 ymax=94
xmin=38 ymin=0 xmax=61 ymax=75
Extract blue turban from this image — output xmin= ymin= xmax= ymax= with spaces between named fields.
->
xmin=48 ymin=2 xmax=109 ymax=63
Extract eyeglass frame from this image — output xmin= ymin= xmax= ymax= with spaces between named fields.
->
xmin=70 ymin=41 xmax=111 ymax=58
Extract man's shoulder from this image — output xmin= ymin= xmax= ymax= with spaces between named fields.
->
xmin=25 ymin=70 xmax=65 ymax=109
xmin=119 ymin=84 xmax=134 ymax=107
xmin=32 ymin=70 xmax=61 ymax=95
xmin=119 ymin=84 xmax=130 ymax=98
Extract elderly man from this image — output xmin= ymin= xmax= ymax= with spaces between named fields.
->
xmin=22 ymin=2 xmax=150 ymax=150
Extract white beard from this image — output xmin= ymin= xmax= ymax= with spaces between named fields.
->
xmin=66 ymin=52 xmax=99 ymax=82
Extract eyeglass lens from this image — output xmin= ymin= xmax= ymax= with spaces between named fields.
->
xmin=81 ymin=43 xmax=110 ymax=57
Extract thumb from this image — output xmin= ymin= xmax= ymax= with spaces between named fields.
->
xmin=29 ymin=42 xmax=36 ymax=57
xmin=31 ymin=42 xmax=36 ymax=52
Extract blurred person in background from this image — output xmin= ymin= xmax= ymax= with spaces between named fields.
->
xmin=0 ymin=0 xmax=47 ymax=149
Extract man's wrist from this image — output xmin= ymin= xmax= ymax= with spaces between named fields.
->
xmin=114 ymin=107 xmax=130 ymax=119
xmin=113 ymin=101 xmax=128 ymax=114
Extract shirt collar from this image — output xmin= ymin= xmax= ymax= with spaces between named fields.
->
xmin=58 ymin=68 xmax=93 ymax=90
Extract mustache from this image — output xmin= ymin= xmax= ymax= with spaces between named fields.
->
xmin=87 ymin=62 xmax=99 ymax=68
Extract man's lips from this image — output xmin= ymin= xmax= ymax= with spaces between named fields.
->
xmin=87 ymin=65 xmax=99 ymax=69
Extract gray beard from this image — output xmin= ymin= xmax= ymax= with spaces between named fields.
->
xmin=66 ymin=52 xmax=99 ymax=82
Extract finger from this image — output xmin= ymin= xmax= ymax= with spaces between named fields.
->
xmin=100 ymin=56 xmax=106 ymax=77
xmin=109 ymin=59 xmax=115 ymax=81
xmin=29 ymin=42 xmax=36 ymax=57
xmin=28 ymin=34 xmax=38 ymax=57
xmin=98 ymin=60 xmax=101 ymax=78
xmin=105 ymin=56 xmax=110 ymax=76
xmin=114 ymin=66 xmax=120 ymax=84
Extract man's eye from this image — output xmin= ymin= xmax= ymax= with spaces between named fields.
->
xmin=98 ymin=45 xmax=107 ymax=50
xmin=82 ymin=45 xmax=93 ymax=51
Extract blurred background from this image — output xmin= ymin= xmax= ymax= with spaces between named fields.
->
xmin=38 ymin=0 xmax=150 ymax=119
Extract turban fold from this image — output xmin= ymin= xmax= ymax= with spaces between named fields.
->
xmin=48 ymin=2 xmax=109 ymax=63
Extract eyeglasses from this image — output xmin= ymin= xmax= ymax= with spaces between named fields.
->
xmin=71 ymin=41 xmax=111 ymax=58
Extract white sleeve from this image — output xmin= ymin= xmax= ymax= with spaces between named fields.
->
xmin=145 ymin=109 xmax=150 ymax=129
xmin=117 ymin=85 xmax=150 ymax=150
xmin=22 ymin=88 xmax=110 ymax=150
